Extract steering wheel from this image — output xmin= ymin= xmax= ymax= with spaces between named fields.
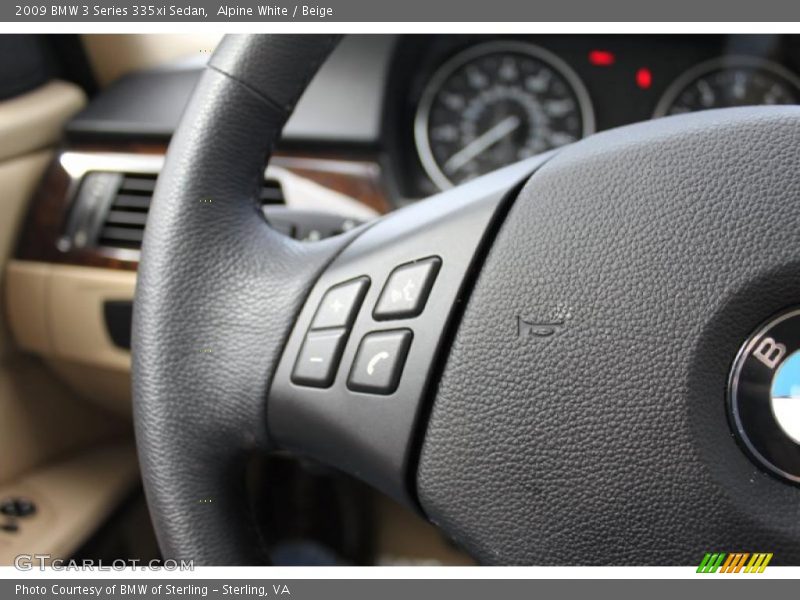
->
xmin=132 ymin=35 xmax=800 ymax=565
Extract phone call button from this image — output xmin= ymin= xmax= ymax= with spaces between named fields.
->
xmin=347 ymin=329 xmax=413 ymax=395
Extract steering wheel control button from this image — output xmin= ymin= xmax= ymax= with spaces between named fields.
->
xmin=311 ymin=277 xmax=370 ymax=330
xmin=292 ymin=329 xmax=348 ymax=388
xmin=374 ymin=257 xmax=441 ymax=320
xmin=729 ymin=308 xmax=800 ymax=484
xmin=348 ymin=330 xmax=413 ymax=395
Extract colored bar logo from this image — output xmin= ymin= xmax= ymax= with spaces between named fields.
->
xmin=697 ymin=552 xmax=773 ymax=573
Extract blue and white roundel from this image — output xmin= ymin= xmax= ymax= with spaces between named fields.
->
xmin=770 ymin=350 xmax=800 ymax=445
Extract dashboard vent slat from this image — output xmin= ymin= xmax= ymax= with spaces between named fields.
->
xmin=260 ymin=179 xmax=284 ymax=204
xmin=112 ymin=193 xmax=152 ymax=210
xmin=96 ymin=173 xmax=158 ymax=249
xmin=105 ymin=210 xmax=149 ymax=226
xmin=98 ymin=226 xmax=146 ymax=245
xmin=120 ymin=175 xmax=157 ymax=193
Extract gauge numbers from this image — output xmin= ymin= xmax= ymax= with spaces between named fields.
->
xmin=654 ymin=56 xmax=800 ymax=117
xmin=415 ymin=42 xmax=594 ymax=190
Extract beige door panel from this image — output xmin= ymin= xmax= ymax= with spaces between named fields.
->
xmin=0 ymin=443 xmax=138 ymax=565
xmin=0 ymin=79 xmax=87 ymax=359
xmin=47 ymin=358 xmax=133 ymax=419
xmin=0 ymin=152 xmax=52 ymax=359
xmin=3 ymin=259 xmax=49 ymax=356
xmin=0 ymin=352 xmax=130 ymax=485
xmin=0 ymin=80 xmax=137 ymax=548
xmin=0 ymin=79 xmax=87 ymax=357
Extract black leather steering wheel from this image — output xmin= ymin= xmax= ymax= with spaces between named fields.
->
xmin=133 ymin=34 xmax=800 ymax=565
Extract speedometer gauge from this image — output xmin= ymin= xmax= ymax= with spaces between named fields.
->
xmin=415 ymin=42 xmax=594 ymax=190
xmin=654 ymin=56 xmax=800 ymax=117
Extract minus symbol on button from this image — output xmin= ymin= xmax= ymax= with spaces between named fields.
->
xmin=309 ymin=357 xmax=324 ymax=363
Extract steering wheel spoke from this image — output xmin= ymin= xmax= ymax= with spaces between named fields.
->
xmin=268 ymin=157 xmax=549 ymax=505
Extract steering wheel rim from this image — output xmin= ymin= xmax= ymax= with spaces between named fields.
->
xmin=133 ymin=35 xmax=343 ymax=564
xmin=134 ymin=34 xmax=800 ymax=565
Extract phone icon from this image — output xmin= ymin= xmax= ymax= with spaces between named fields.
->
xmin=366 ymin=351 xmax=390 ymax=376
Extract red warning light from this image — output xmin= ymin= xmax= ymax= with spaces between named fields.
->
xmin=588 ymin=50 xmax=616 ymax=67
xmin=636 ymin=67 xmax=653 ymax=89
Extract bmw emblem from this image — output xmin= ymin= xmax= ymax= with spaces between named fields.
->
xmin=729 ymin=308 xmax=800 ymax=484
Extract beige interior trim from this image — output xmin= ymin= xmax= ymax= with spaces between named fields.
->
xmin=0 ymin=81 xmax=85 ymax=163
xmin=0 ymin=152 xmax=53 ymax=359
xmin=46 ymin=358 xmax=133 ymax=419
xmin=0 ymin=78 xmax=136 ymax=560
xmin=0 ymin=351 xmax=130 ymax=485
xmin=0 ymin=443 xmax=138 ymax=565
xmin=6 ymin=261 xmax=136 ymax=416
xmin=4 ymin=261 xmax=49 ymax=356
xmin=82 ymin=34 xmax=222 ymax=86
xmin=47 ymin=265 xmax=135 ymax=372
xmin=7 ymin=261 xmax=135 ymax=372
xmin=375 ymin=494 xmax=475 ymax=566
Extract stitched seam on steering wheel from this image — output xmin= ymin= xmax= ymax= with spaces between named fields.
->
xmin=207 ymin=63 xmax=289 ymax=117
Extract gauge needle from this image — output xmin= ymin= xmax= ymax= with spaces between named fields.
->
xmin=444 ymin=115 xmax=521 ymax=174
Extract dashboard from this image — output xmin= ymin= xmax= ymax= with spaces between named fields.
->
xmin=61 ymin=34 xmax=800 ymax=204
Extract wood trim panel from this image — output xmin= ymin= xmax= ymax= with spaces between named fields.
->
xmin=15 ymin=145 xmax=390 ymax=271
xmin=273 ymin=153 xmax=389 ymax=215
xmin=16 ymin=155 xmax=139 ymax=271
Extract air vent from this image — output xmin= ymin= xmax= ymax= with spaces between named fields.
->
xmin=85 ymin=173 xmax=285 ymax=251
xmin=260 ymin=178 xmax=284 ymax=204
xmin=97 ymin=174 xmax=155 ymax=249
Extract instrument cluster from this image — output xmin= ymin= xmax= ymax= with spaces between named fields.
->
xmin=391 ymin=35 xmax=800 ymax=195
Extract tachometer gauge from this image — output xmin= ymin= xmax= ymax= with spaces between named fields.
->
xmin=654 ymin=56 xmax=800 ymax=117
xmin=414 ymin=42 xmax=594 ymax=190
